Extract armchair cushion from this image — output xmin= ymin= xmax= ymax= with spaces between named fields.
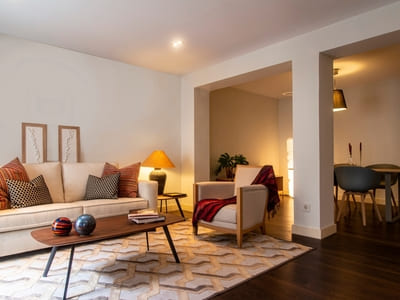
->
xmin=213 ymin=204 xmax=236 ymax=224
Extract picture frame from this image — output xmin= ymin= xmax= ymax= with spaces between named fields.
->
xmin=22 ymin=122 xmax=47 ymax=163
xmin=58 ymin=125 xmax=81 ymax=163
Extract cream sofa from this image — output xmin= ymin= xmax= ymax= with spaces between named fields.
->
xmin=0 ymin=162 xmax=157 ymax=257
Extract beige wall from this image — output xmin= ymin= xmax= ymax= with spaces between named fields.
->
xmin=209 ymin=87 xmax=280 ymax=180
xmin=0 ymin=34 xmax=182 ymax=192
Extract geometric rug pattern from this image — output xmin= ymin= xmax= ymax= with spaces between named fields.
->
xmin=0 ymin=221 xmax=311 ymax=299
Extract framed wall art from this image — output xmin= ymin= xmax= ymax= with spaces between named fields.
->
xmin=22 ymin=122 xmax=47 ymax=163
xmin=58 ymin=125 xmax=81 ymax=163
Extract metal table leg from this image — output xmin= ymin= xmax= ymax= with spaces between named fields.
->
xmin=63 ymin=245 xmax=75 ymax=300
xmin=386 ymin=173 xmax=400 ymax=223
xmin=162 ymin=225 xmax=180 ymax=263
xmin=43 ymin=246 xmax=57 ymax=277
xmin=174 ymin=198 xmax=185 ymax=219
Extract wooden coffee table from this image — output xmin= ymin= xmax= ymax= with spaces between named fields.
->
xmin=31 ymin=213 xmax=184 ymax=300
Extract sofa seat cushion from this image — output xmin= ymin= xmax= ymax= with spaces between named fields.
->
xmin=0 ymin=203 xmax=83 ymax=232
xmin=77 ymin=198 xmax=148 ymax=219
xmin=24 ymin=162 xmax=64 ymax=203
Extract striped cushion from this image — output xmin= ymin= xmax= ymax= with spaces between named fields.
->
xmin=0 ymin=158 xmax=30 ymax=209
xmin=84 ymin=173 xmax=120 ymax=200
xmin=102 ymin=162 xmax=140 ymax=198
xmin=7 ymin=175 xmax=53 ymax=208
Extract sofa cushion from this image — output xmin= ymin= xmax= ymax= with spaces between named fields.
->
xmin=23 ymin=162 xmax=64 ymax=203
xmin=77 ymin=197 xmax=148 ymax=219
xmin=62 ymin=163 xmax=106 ymax=202
xmin=102 ymin=162 xmax=141 ymax=198
xmin=84 ymin=173 xmax=120 ymax=200
xmin=0 ymin=203 xmax=83 ymax=232
xmin=0 ymin=157 xmax=30 ymax=210
xmin=7 ymin=175 xmax=52 ymax=208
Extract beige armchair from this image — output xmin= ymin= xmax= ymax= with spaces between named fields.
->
xmin=193 ymin=166 xmax=268 ymax=247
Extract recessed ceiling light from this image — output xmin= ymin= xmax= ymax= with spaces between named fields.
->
xmin=172 ymin=39 xmax=183 ymax=49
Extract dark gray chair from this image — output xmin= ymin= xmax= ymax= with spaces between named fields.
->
xmin=334 ymin=163 xmax=356 ymax=210
xmin=335 ymin=166 xmax=382 ymax=226
xmin=366 ymin=164 xmax=399 ymax=212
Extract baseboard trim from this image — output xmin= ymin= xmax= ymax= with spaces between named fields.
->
xmin=292 ymin=223 xmax=337 ymax=239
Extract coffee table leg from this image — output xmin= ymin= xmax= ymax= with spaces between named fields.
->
xmin=63 ymin=245 xmax=75 ymax=300
xmin=162 ymin=225 xmax=180 ymax=263
xmin=43 ymin=246 xmax=58 ymax=277
xmin=146 ymin=231 xmax=149 ymax=250
xmin=174 ymin=198 xmax=185 ymax=219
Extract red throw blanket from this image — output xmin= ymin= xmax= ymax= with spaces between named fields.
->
xmin=192 ymin=165 xmax=280 ymax=226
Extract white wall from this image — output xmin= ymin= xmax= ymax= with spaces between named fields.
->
xmin=0 ymin=34 xmax=182 ymax=192
xmin=209 ymin=87 xmax=280 ymax=180
xmin=181 ymin=2 xmax=400 ymax=239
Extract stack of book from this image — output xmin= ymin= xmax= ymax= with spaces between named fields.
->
xmin=128 ymin=210 xmax=166 ymax=224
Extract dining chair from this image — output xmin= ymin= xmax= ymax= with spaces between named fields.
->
xmin=334 ymin=163 xmax=357 ymax=210
xmin=366 ymin=164 xmax=399 ymax=212
xmin=335 ymin=165 xmax=382 ymax=226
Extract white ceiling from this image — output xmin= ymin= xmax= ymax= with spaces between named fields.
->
xmin=0 ymin=0 xmax=398 ymax=75
xmin=233 ymin=43 xmax=400 ymax=99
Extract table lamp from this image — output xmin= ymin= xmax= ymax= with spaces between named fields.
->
xmin=142 ymin=150 xmax=175 ymax=195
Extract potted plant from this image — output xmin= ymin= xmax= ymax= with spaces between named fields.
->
xmin=215 ymin=153 xmax=248 ymax=179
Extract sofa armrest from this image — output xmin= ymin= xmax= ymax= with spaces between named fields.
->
xmin=238 ymin=184 xmax=268 ymax=229
xmin=193 ymin=182 xmax=235 ymax=206
xmin=138 ymin=180 xmax=158 ymax=209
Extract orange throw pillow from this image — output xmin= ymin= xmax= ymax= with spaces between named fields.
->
xmin=102 ymin=162 xmax=141 ymax=198
xmin=0 ymin=157 xmax=30 ymax=209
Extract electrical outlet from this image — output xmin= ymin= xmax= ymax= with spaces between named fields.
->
xmin=303 ymin=203 xmax=311 ymax=212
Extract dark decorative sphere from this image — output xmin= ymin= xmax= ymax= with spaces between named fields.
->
xmin=74 ymin=214 xmax=96 ymax=236
xmin=52 ymin=217 xmax=72 ymax=236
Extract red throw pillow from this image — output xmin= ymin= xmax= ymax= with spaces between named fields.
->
xmin=102 ymin=162 xmax=141 ymax=198
xmin=0 ymin=157 xmax=30 ymax=209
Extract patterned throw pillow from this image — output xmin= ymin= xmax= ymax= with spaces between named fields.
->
xmin=7 ymin=175 xmax=53 ymax=209
xmin=0 ymin=157 xmax=30 ymax=209
xmin=102 ymin=162 xmax=140 ymax=198
xmin=84 ymin=173 xmax=120 ymax=200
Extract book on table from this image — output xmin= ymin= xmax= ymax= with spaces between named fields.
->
xmin=128 ymin=209 xmax=166 ymax=224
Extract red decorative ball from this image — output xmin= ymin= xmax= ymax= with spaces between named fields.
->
xmin=52 ymin=217 xmax=72 ymax=236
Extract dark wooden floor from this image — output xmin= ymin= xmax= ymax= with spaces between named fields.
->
xmin=201 ymin=197 xmax=400 ymax=300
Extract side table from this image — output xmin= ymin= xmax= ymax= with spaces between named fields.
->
xmin=158 ymin=193 xmax=187 ymax=219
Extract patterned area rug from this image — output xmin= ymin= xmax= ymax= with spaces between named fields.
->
xmin=0 ymin=220 xmax=311 ymax=299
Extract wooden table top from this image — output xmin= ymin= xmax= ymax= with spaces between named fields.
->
xmin=31 ymin=213 xmax=184 ymax=247
xmin=371 ymin=167 xmax=400 ymax=173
